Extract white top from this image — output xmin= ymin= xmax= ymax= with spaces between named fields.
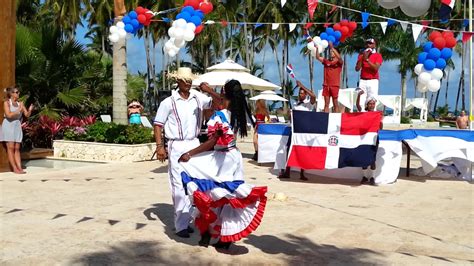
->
xmin=154 ymin=89 xmax=212 ymax=140
xmin=293 ymin=98 xmax=314 ymax=112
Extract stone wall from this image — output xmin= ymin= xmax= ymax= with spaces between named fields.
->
xmin=53 ymin=140 xmax=156 ymax=162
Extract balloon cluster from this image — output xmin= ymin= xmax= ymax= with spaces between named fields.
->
xmin=164 ymin=0 xmax=213 ymax=57
xmin=377 ymin=0 xmax=431 ymax=18
xmin=108 ymin=6 xmax=153 ymax=43
xmin=414 ymin=31 xmax=456 ymax=92
xmin=306 ymin=20 xmax=357 ymax=57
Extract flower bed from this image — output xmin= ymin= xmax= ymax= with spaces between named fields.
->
xmin=53 ymin=140 xmax=156 ymax=162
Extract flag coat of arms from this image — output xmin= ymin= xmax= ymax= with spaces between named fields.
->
xmin=287 ymin=111 xmax=382 ymax=170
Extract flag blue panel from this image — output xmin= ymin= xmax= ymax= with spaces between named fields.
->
xmin=338 ymin=145 xmax=377 ymax=168
xmin=292 ymin=111 xmax=328 ymax=134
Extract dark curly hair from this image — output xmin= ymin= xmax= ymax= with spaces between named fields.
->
xmin=223 ymin=80 xmax=253 ymax=138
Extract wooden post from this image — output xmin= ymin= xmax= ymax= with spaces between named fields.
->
xmin=0 ymin=0 xmax=15 ymax=172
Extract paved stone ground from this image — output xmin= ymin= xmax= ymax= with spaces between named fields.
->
xmin=1 ymin=142 xmax=473 ymax=265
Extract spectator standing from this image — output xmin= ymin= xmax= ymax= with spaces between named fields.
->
xmin=252 ymin=99 xmax=270 ymax=161
xmin=456 ymin=110 xmax=469 ymax=129
xmin=315 ymin=42 xmax=343 ymax=112
xmin=355 ymin=38 xmax=383 ymax=109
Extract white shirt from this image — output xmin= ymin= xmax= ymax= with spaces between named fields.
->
xmin=154 ymin=89 xmax=211 ymax=140
xmin=293 ymin=98 xmax=315 ymax=112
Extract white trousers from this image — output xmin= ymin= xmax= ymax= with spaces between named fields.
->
xmin=359 ymin=79 xmax=379 ymax=99
xmin=167 ymin=138 xmax=200 ymax=232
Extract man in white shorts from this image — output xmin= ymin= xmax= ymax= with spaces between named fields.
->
xmin=355 ymin=38 xmax=383 ymax=109
xmin=154 ymin=67 xmax=221 ymax=238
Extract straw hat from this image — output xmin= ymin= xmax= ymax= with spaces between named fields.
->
xmin=167 ymin=67 xmax=198 ymax=82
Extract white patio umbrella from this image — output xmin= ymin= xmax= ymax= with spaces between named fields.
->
xmin=249 ymin=90 xmax=288 ymax=102
xmin=192 ymin=59 xmax=280 ymax=91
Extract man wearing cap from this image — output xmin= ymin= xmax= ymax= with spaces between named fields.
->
xmin=153 ymin=67 xmax=221 ymax=238
xmin=355 ymin=38 xmax=383 ymax=110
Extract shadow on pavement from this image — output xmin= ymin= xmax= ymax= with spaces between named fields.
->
xmin=244 ymin=234 xmax=384 ymax=264
xmin=150 ymin=165 xmax=168 ymax=174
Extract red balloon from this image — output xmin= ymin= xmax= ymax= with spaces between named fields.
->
xmin=144 ymin=12 xmax=153 ymax=19
xmin=445 ymin=37 xmax=457 ymax=48
xmin=195 ymin=24 xmax=204 ymax=34
xmin=340 ymin=26 xmax=349 ymax=36
xmin=199 ymin=1 xmax=213 ymax=14
xmin=442 ymin=31 xmax=454 ymax=39
xmin=433 ymin=37 xmax=446 ymax=49
xmin=333 ymin=23 xmax=341 ymax=32
xmin=135 ymin=6 xmax=145 ymax=14
xmin=185 ymin=0 xmax=200 ymax=9
xmin=340 ymin=36 xmax=347 ymax=42
xmin=348 ymin=21 xmax=357 ymax=31
xmin=429 ymin=31 xmax=442 ymax=42
xmin=143 ymin=19 xmax=151 ymax=26
xmin=137 ymin=14 xmax=146 ymax=24
xmin=340 ymin=19 xmax=349 ymax=26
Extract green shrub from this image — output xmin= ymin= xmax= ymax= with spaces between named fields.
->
xmin=63 ymin=122 xmax=154 ymax=144
xmin=400 ymin=116 xmax=411 ymax=124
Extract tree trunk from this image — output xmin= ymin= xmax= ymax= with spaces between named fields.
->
xmin=112 ymin=0 xmax=127 ymax=124
xmin=308 ymin=54 xmax=314 ymax=91
xmin=444 ymin=68 xmax=450 ymax=106
xmin=400 ymin=73 xmax=407 ymax=115
xmin=433 ymin=81 xmax=442 ymax=114
xmin=272 ymin=44 xmax=283 ymax=85
xmin=0 ymin=0 xmax=15 ymax=171
xmin=243 ymin=23 xmax=250 ymax=69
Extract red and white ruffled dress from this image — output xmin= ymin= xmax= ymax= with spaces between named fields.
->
xmin=180 ymin=109 xmax=267 ymax=242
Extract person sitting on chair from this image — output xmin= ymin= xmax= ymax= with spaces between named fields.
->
xmin=128 ymin=100 xmax=143 ymax=125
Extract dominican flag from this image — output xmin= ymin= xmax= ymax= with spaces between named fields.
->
xmin=287 ymin=111 xmax=382 ymax=170
xmin=286 ymin=64 xmax=295 ymax=79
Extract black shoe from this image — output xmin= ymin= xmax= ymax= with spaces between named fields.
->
xmin=360 ymin=176 xmax=369 ymax=184
xmin=198 ymin=231 xmax=211 ymax=247
xmin=369 ymin=177 xmax=376 ymax=186
xmin=176 ymin=229 xmax=190 ymax=238
xmin=187 ymin=226 xmax=194 ymax=234
xmin=212 ymin=240 xmax=232 ymax=250
xmin=299 ymin=173 xmax=308 ymax=181
xmin=252 ymin=152 xmax=258 ymax=161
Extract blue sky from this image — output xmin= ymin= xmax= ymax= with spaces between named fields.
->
xmin=76 ymin=22 xmax=472 ymax=112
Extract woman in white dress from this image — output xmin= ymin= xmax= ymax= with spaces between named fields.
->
xmin=178 ymin=80 xmax=267 ymax=250
xmin=2 ymin=87 xmax=33 ymax=174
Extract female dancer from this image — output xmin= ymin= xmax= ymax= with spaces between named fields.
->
xmin=178 ymin=80 xmax=267 ymax=250
xmin=2 ymin=87 xmax=33 ymax=174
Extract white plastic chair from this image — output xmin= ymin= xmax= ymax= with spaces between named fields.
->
xmin=100 ymin=115 xmax=111 ymax=123
xmin=277 ymin=116 xmax=286 ymax=123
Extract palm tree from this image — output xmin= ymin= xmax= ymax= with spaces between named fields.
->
xmin=42 ymin=0 xmax=90 ymax=40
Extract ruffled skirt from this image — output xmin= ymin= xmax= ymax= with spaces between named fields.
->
xmin=180 ymin=149 xmax=267 ymax=242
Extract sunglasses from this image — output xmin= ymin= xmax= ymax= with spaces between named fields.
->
xmin=12 ymin=91 xmax=19 ymax=94
xmin=129 ymin=105 xmax=140 ymax=108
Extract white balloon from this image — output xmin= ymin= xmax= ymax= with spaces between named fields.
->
xmin=316 ymin=44 xmax=324 ymax=53
xmin=431 ymin=68 xmax=443 ymax=80
xmin=427 ymin=79 xmax=441 ymax=92
xmin=416 ymin=83 xmax=428 ymax=93
xmin=170 ymin=44 xmax=180 ymax=53
xmin=399 ymin=0 xmax=431 ymax=17
xmin=108 ymin=33 xmax=119 ymax=43
xmin=414 ymin=64 xmax=424 ymax=75
xmin=117 ymin=28 xmax=127 ymax=38
xmin=312 ymin=36 xmax=321 ymax=43
xmin=165 ymin=40 xmax=174 ymax=51
xmin=174 ymin=38 xmax=185 ymax=48
xmin=168 ymin=27 xmax=176 ymax=38
xmin=307 ymin=42 xmax=316 ymax=51
xmin=163 ymin=45 xmax=170 ymax=53
xmin=109 ymin=25 xmax=118 ymax=34
xmin=186 ymin=23 xmax=196 ymax=32
xmin=183 ymin=29 xmax=195 ymax=42
xmin=168 ymin=50 xmax=177 ymax=57
xmin=310 ymin=49 xmax=317 ymax=57
xmin=321 ymin=40 xmax=329 ymax=49
xmin=174 ymin=28 xmax=184 ymax=40
xmin=418 ymin=72 xmax=431 ymax=84
xmin=116 ymin=22 xmax=125 ymax=29
xmin=175 ymin=19 xmax=187 ymax=29
xmin=377 ymin=0 xmax=399 ymax=9
xmin=172 ymin=20 xmax=178 ymax=28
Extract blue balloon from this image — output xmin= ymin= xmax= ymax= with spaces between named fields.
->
xmin=124 ymin=24 xmax=134 ymax=33
xmin=423 ymin=42 xmax=433 ymax=53
xmin=334 ymin=40 xmax=340 ymax=46
xmin=137 ymin=23 xmax=144 ymax=30
xmin=177 ymin=11 xmax=192 ymax=22
xmin=320 ymin=32 xmax=328 ymax=40
xmin=194 ymin=10 xmax=205 ymax=19
xmin=334 ymin=30 xmax=342 ymax=40
xmin=182 ymin=6 xmax=194 ymax=14
xmin=418 ymin=52 xmax=428 ymax=63
xmin=131 ymin=19 xmax=140 ymax=29
xmin=440 ymin=48 xmax=452 ymax=60
xmin=427 ymin=48 xmax=441 ymax=61
xmin=327 ymin=35 xmax=336 ymax=43
xmin=423 ymin=59 xmax=436 ymax=71
xmin=436 ymin=58 xmax=447 ymax=69
xmin=122 ymin=15 xmax=131 ymax=24
xmin=129 ymin=11 xmax=138 ymax=19
xmin=190 ymin=15 xmax=202 ymax=26
xmin=326 ymin=27 xmax=335 ymax=35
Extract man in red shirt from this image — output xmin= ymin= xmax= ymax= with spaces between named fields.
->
xmin=355 ymin=38 xmax=383 ymax=111
xmin=315 ymin=42 xmax=343 ymax=112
